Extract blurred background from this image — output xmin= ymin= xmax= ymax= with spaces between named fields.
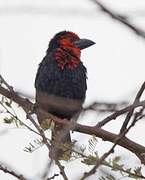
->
xmin=0 ymin=0 xmax=145 ymax=179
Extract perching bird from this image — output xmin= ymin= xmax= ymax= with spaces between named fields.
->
xmin=35 ymin=31 xmax=95 ymax=160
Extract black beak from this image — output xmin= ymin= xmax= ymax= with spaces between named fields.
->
xmin=73 ymin=39 xmax=95 ymax=50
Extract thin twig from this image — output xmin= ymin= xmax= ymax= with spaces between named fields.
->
xmin=47 ymin=173 xmax=59 ymax=180
xmin=26 ymin=113 xmax=51 ymax=150
xmin=96 ymin=100 xmax=145 ymax=128
xmin=120 ymin=81 xmax=145 ymax=133
xmin=91 ymin=0 xmax=145 ymax=39
xmin=0 ymin=75 xmax=13 ymax=91
xmin=55 ymin=160 xmax=68 ymax=180
xmin=72 ymin=146 xmax=145 ymax=179
xmin=83 ymin=101 xmax=128 ymax=113
xmin=0 ymin=101 xmax=45 ymax=137
xmin=0 ymin=164 xmax=26 ymax=180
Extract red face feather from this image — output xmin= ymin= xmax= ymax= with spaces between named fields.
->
xmin=54 ymin=32 xmax=81 ymax=70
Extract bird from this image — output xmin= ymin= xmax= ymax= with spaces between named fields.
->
xmin=35 ymin=31 xmax=95 ymax=160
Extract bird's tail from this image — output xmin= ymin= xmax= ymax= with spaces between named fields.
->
xmin=49 ymin=123 xmax=72 ymax=160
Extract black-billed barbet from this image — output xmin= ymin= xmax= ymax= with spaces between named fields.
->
xmin=35 ymin=31 xmax=95 ymax=159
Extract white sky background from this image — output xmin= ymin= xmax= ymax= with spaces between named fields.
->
xmin=0 ymin=0 xmax=145 ymax=179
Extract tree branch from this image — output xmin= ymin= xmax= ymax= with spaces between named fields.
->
xmin=91 ymin=0 xmax=145 ymax=39
xmin=55 ymin=160 xmax=68 ymax=180
xmin=96 ymin=99 xmax=145 ymax=128
xmin=120 ymin=81 xmax=145 ymax=133
xmin=83 ymin=101 xmax=128 ymax=113
xmin=0 ymin=164 xmax=26 ymax=180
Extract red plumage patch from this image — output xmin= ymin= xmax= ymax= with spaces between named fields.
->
xmin=54 ymin=39 xmax=80 ymax=70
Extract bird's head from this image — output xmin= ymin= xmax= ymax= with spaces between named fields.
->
xmin=47 ymin=31 xmax=95 ymax=70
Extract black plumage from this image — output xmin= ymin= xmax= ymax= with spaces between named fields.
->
xmin=35 ymin=52 xmax=87 ymax=101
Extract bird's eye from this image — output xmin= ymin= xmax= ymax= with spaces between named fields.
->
xmin=69 ymin=37 xmax=78 ymax=43
xmin=69 ymin=37 xmax=74 ymax=42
